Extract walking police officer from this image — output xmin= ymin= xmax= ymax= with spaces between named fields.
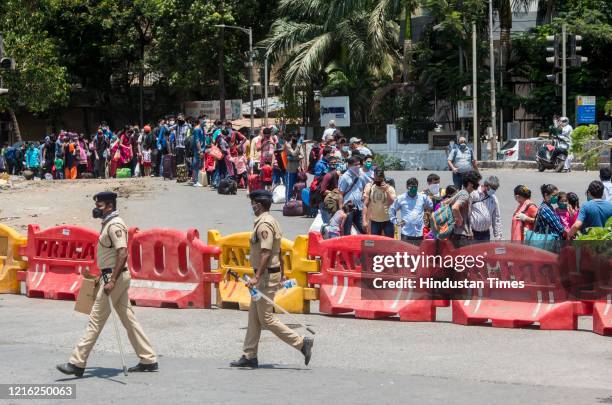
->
xmin=230 ymin=190 xmax=313 ymax=368
xmin=57 ymin=192 xmax=158 ymax=377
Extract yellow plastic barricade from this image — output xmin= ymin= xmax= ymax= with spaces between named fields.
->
xmin=0 ymin=224 xmax=28 ymax=294
xmin=208 ymin=230 xmax=319 ymax=313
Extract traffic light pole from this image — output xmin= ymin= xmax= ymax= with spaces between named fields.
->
xmin=472 ymin=22 xmax=478 ymax=159
xmin=562 ymin=23 xmax=567 ymax=117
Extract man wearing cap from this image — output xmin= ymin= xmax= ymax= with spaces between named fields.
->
xmin=349 ymin=137 xmax=372 ymax=157
xmin=57 ymin=192 xmax=158 ymax=377
xmin=230 ymin=190 xmax=313 ymax=369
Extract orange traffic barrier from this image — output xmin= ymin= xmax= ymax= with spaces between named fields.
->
xmin=128 ymin=228 xmax=220 ymax=309
xmin=18 ymin=224 xmax=100 ymax=300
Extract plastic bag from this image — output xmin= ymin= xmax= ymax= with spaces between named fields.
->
xmin=272 ymin=184 xmax=286 ymax=204
xmin=309 ymin=212 xmax=323 ymax=233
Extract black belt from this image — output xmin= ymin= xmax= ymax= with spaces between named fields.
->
xmin=101 ymin=268 xmax=128 ymax=275
xmin=254 ymin=267 xmax=281 ymax=274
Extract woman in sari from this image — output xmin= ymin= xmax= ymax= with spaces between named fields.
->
xmin=511 ymin=185 xmax=538 ymax=241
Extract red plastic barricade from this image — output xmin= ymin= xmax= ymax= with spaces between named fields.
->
xmin=128 ymin=228 xmax=220 ymax=309
xmin=307 ymin=232 xmax=448 ymax=321
xmin=360 ymin=238 xmax=448 ymax=321
xmin=561 ymin=244 xmax=611 ymax=336
xmin=447 ymin=242 xmax=588 ymax=330
xmin=18 ymin=224 xmax=100 ymax=300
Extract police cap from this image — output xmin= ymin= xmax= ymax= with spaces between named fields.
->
xmin=248 ymin=190 xmax=273 ymax=202
xmin=93 ymin=191 xmax=118 ymax=203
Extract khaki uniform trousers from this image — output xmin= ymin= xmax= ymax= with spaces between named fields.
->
xmin=243 ymin=271 xmax=304 ymax=359
xmin=69 ymin=271 xmax=157 ymax=368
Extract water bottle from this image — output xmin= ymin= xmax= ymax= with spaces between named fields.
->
xmin=244 ymin=275 xmax=261 ymax=301
xmin=282 ymin=278 xmax=297 ymax=289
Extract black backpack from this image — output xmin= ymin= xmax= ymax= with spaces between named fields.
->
xmin=184 ymin=134 xmax=194 ymax=158
xmin=143 ymin=133 xmax=154 ymax=150
xmin=218 ymin=178 xmax=237 ymax=195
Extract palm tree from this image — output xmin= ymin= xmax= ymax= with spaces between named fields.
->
xmin=262 ymin=0 xmax=399 ymax=89
xmin=260 ymin=0 xmax=402 ymax=125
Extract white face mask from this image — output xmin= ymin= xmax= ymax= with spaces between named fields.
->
xmin=488 ymin=188 xmax=496 ymax=196
xmin=428 ymin=184 xmax=440 ymax=195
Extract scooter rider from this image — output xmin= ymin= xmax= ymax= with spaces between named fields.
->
xmin=559 ymin=117 xmax=573 ymax=172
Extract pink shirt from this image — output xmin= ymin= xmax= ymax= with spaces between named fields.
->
xmin=231 ymin=155 xmax=248 ymax=174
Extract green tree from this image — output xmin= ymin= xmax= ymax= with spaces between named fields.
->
xmin=0 ymin=0 xmax=70 ymax=142
xmin=261 ymin=0 xmax=401 ymax=128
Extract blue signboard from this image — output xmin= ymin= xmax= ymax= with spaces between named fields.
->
xmin=576 ymin=96 xmax=596 ymax=124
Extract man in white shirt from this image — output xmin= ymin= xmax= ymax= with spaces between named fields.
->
xmin=469 ymin=175 xmax=502 ymax=240
xmin=559 ymin=117 xmax=574 ymax=172
xmin=322 ymin=120 xmax=336 ymax=143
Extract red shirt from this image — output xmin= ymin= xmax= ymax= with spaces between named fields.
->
xmin=260 ymin=165 xmax=273 ymax=182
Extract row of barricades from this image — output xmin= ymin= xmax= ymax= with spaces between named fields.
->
xmin=306 ymin=232 xmax=610 ymax=335
xmin=1 ymin=223 xmax=610 ymax=336
xmin=10 ymin=224 xmax=219 ymax=309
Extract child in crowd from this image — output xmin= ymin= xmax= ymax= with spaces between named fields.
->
xmin=142 ymin=147 xmax=152 ymax=177
xmin=567 ymin=192 xmax=580 ymax=228
xmin=324 ymin=201 xmax=355 ymax=239
xmin=555 ymin=192 xmax=572 ymax=230
xmin=231 ymin=148 xmax=248 ymax=189
xmin=260 ymin=162 xmax=273 ymax=191
xmin=54 ymin=153 xmax=65 ymax=180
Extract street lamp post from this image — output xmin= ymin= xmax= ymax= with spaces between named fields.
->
xmin=214 ymin=24 xmax=254 ymax=137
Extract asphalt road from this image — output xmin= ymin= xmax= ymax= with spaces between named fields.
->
xmin=1 ymin=168 xmax=610 ymax=404
xmin=1 ymin=295 xmax=611 ymax=405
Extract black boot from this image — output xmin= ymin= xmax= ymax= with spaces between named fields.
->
xmin=230 ymin=355 xmax=258 ymax=368
xmin=301 ymin=337 xmax=314 ymax=365
xmin=56 ymin=363 xmax=85 ymax=377
xmin=128 ymin=362 xmax=159 ymax=372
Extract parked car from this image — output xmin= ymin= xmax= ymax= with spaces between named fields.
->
xmin=499 ymin=137 xmax=548 ymax=161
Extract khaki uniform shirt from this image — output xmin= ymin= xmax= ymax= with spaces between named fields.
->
xmin=97 ymin=214 xmax=128 ymax=269
xmin=249 ymin=212 xmax=282 ymax=270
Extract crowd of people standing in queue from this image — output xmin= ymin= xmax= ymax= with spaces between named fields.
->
xmin=306 ymin=121 xmax=612 ymax=242
xmin=1 ymin=115 xmax=611 ymax=242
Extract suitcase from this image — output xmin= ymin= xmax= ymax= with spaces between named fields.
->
xmin=248 ymin=173 xmax=263 ymax=193
xmin=283 ymin=199 xmax=304 ymax=217
xmin=293 ymin=182 xmax=307 ymax=201
xmin=162 ymin=154 xmax=174 ymax=180
xmin=218 ymin=178 xmax=238 ymax=195
xmin=176 ymin=164 xmax=188 ymax=183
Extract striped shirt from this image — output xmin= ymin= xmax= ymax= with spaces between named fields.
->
xmin=534 ymin=202 xmax=565 ymax=236
xmin=469 ymin=189 xmax=502 ymax=238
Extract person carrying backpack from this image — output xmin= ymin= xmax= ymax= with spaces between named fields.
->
xmin=338 ymin=155 xmax=370 ymax=234
xmin=389 ymin=177 xmax=433 ymax=244
xmin=363 ymin=168 xmax=396 ymax=237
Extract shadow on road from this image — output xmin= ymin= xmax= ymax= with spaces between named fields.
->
xmin=56 ymin=367 xmax=127 ymax=385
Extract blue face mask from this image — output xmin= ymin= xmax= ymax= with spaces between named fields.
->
xmin=350 ymin=166 xmax=360 ymax=175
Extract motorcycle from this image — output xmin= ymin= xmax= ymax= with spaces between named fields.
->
xmin=536 ymin=134 xmax=569 ymax=172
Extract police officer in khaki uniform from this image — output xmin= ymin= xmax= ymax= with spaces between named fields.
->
xmin=57 ymin=192 xmax=158 ymax=377
xmin=230 ymin=190 xmax=313 ymax=368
